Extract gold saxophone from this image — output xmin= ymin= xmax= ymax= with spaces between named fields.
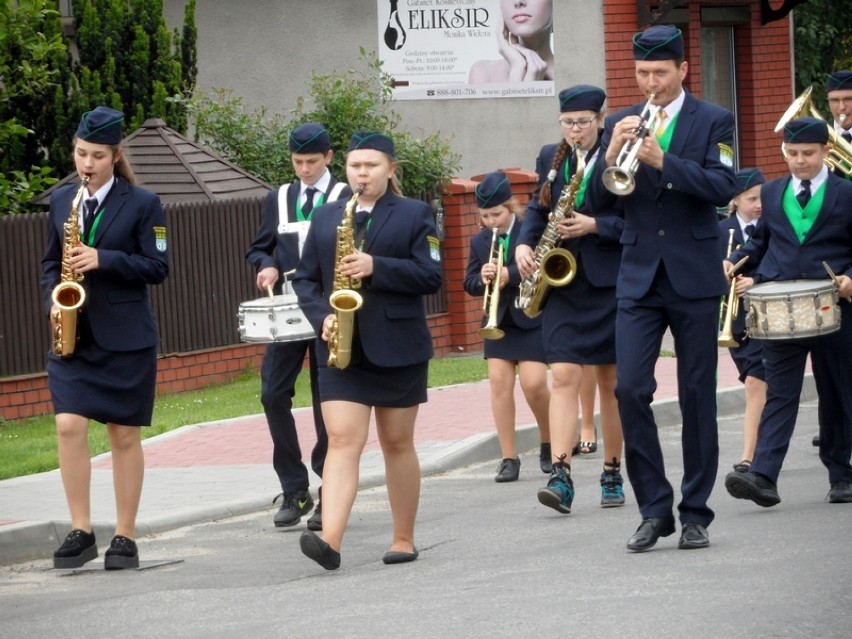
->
xmin=516 ymin=143 xmax=582 ymax=318
xmin=327 ymin=185 xmax=365 ymax=369
xmin=51 ymin=177 xmax=89 ymax=356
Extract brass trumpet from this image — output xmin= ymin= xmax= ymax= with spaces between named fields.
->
xmin=479 ymin=227 xmax=505 ymax=340
xmin=718 ymin=233 xmax=749 ymax=348
xmin=602 ymin=93 xmax=660 ymax=195
xmin=775 ymin=85 xmax=852 ymax=177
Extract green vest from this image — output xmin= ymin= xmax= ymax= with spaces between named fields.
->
xmin=782 ymin=180 xmax=826 ymax=243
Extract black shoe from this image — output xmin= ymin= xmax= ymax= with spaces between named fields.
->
xmin=812 ymin=434 xmax=820 ymax=447
xmin=732 ymin=459 xmax=751 ymax=473
xmin=104 ymin=535 xmax=139 ymax=570
xmin=828 ymin=481 xmax=852 ymax=503
xmin=299 ymin=530 xmax=340 ymax=570
xmin=626 ymin=516 xmax=676 ymax=552
xmin=539 ymin=443 xmax=552 ymax=474
xmin=725 ymin=470 xmax=781 ymax=507
xmin=273 ymin=490 xmax=314 ymax=527
xmin=678 ymin=522 xmax=710 ymax=550
xmin=495 ymin=457 xmax=520 ymax=483
xmin=53 ymin=529 xmax=98 ymax=569
xmin=383 ymin=548 xmax=419 ymax=565
xmin=306 ymin=501 xmax=322 ymax=531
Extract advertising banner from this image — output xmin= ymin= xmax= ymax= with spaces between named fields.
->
xmin=378 ymin=0 xmax=555 ymax=101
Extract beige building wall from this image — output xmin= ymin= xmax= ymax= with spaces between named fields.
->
xmin=163 ymin=1 xmax=606 ymax=178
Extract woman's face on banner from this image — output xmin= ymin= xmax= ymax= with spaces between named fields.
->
xmin=501 ymin=0 xmax=553 ymax=38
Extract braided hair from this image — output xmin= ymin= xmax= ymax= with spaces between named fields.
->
xmin=539 ymin=138 xmax=571 ymax=209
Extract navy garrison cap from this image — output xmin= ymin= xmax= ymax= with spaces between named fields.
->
xmin=347 ymin=131 xmax=395 ymax=157
xmin=475 ymin=171 xmax=513 ymax=208
xmin=783 ymin=117 xmax=829 ymax=144
xmin=289 ymin=123 xmax=331 ymax=153
xmin=827 ymin=70 xmax=852 ymax=92
xmin=558 ymin=85 xmax=606 ymax=113
xmin=633 ymin=25 xmax=684 ymax=61
xmin=76 ymin=106 xmax=124 ymax=145
xmin=733 ymin=168 xmax=765 ymax=196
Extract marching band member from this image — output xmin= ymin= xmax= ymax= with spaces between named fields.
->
xmin=41 ymin=106 xmax=169 ymax=569
xmin=293 ymin=131 xmax=442 ymax=570
xmin=515 ymin=85 xmax=626 ymax=514
xmin=719 ymin=169 xmax=767 ymax=474
xmin=464 ymin=171 xmax=552 ymax=483
xmin=827 ymin=70 xmax=852 ymax=150
xmin=724 ymin=118 xmax=852 ymax=508
xmin=586 ymin=25 xmax=737 ymax=551
xmin=246 ymin=123 xmax=350 ymax=531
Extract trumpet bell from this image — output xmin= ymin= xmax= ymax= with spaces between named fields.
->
xmin=479 ymin=325 xmax=505 ymax=340
xmin=602 ymin=166 xmax=636 ymax=195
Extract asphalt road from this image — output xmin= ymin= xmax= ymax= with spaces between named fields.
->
xmin=1 ymin=402 xmax=850 ymax=639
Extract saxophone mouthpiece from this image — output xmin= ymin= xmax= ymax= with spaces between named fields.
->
xmin=355 ymin=184 xmax=365 ymax=195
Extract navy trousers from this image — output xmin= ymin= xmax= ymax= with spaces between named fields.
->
xmin=261 ymin=339 xmax=327 ymax=494
xmin=615 ymin=266 xmax=720 ymax=527
xmin=751 ymin=302 xmax=852 ymax=486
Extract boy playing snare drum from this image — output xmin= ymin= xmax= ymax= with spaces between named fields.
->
xmin=723 ymin=117 xmax=852 ymax=507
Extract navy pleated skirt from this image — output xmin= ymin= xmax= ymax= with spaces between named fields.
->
xmin=47 ymin=319 xmax=157 ymax=426
xmin=318 ymin=352 xmax=428 ymax=408
xmin=542 ymin=269 xmax=617 ymax=365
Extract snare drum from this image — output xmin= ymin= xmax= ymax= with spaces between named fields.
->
xmin=237 ymin=295 xmax=315 ymax=343
xmin=745 ymin=280 xmax=840 ymax=340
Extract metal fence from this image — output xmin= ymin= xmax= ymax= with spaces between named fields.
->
xmin=1 ymin=198 xmax=447 ymax=378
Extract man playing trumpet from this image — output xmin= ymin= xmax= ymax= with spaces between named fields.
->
xmin=587 ymin=24 xmax=737 ymax=552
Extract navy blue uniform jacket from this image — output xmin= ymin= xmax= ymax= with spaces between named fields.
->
xmin=728 ymin=174 xmax=852 ymax=282
xmin=40 ymin=178 xmax=169 ymax=352
xmin=464 ymin=222 xmax=539 ymax=330
xmin=246 ymin=179 xmax=351 ymax=292
xmin=293 ymin=190 xmax=443 ymax=367
xmin=519 ymin=142 xmax=624 ymax=287
xmin=587 ymin=91 xmax=737 ymax=299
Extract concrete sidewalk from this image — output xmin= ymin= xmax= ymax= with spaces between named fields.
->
xmin=0 ymin=350 xmax=816 ymax=566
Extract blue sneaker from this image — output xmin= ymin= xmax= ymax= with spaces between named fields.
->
xmin=537 ymin=464 xmax=574 ymax=513
xmin=600 ymin=469 xmax=625 ymax=507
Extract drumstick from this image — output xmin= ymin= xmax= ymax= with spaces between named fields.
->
xmin=266 ymin=285 xmax=274 ymax=299
xmin=822 ymin=261 xmax=851 ymax=302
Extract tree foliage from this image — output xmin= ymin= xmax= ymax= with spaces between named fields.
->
xmin=187 ymin=49 xmax=461 ymax=199
xmin=793 ymin=0 xmax=852 ymax=110
xmin=0 ymin=0 xmax=197 ymax=215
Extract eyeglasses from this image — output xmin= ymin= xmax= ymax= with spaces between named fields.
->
xmin=558 ymin=117 xmax=595 ymax=129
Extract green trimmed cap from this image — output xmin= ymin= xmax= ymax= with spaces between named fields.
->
xmin=783 ymin=117 xmax=829 ymax=144
xmin=475 ymin=171 xmax=512 ymax=208
xmin=76 ymin=106 xmax=124 ymax=145
xmin=558 ymin=85 xmax=606 ymax=113
xmin=347 ymin=131 xmax=395 ymax=157
xmin=827 ymin=70 xmax=852 ymax=92
xmin=289 ymin=122 xmax=331 ymax=153
xmin=633 ymin=25 xmax=683 ymax=61
xmin=734 ymin=168 xmax=765 ymax=196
